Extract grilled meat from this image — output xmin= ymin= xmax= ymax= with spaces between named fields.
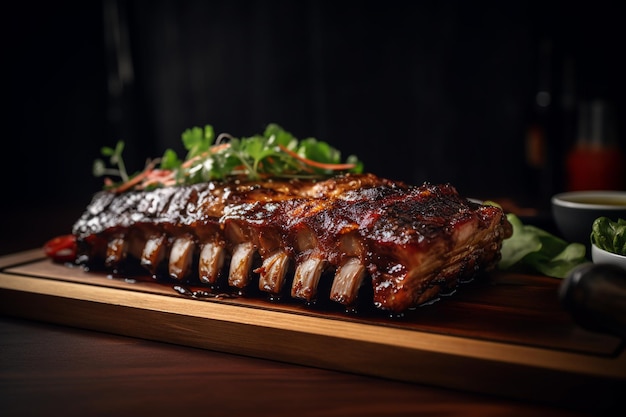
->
xmin=72 ymin=173 xmax=512 ymax=313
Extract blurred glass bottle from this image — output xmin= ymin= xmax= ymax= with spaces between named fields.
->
xmin=566 ymin=100 xmax=625 ymax=191
xmin=524 ymin=39 xmax=555 ymax=203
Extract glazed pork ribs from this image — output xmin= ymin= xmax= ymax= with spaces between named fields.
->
xmin=72 ymin=173 xmax=512 ymax=313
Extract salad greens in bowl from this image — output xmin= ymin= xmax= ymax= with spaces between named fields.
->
xmin=590 ymin=217 xmax=626 ymax=269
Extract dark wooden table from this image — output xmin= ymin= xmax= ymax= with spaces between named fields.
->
xmin=0 ymin=316 xmax=600 ymax=417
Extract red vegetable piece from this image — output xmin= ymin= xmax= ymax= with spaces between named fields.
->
xmin=43 ymin=234 xmax=77 ymax=263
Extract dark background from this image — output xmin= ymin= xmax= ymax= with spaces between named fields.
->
xmin=2 ymin=0 xmax=625 ymax=251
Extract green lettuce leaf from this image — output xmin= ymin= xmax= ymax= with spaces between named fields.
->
xmin=497 ymin=213 xmax=587 ymax=278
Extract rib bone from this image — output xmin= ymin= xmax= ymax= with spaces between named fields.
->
xmin=105 ymin=235 xmax=127 ymax=268
xmin=169 ymin=235 xmax=195 ymax=279
xmin=257 ymin=250 xmax=290 ymax=294
xmin=330 ymin=257 xmax=366 ymax=305
xmin=198 ymin=241 xmax=225 ymax=284
xmin=228 ymin=242 xmax=255 ymax=288
xmin=291 ymin=256 xmax=326 ymax=301
xmin=141 ymin=234 xmax=167 ymax=274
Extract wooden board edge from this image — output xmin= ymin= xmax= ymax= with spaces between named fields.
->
xmin=1 ymin=248 xmax=625 ymax=380
xmin=0 ymin=249 xmax=45 ymax=268
xmin=2 ymin=272 xmax=625 ymax=375
xmin=0 ymin=276 xmax=623 ymax=412
xmin=1 ymin=249 xmax=624 ymax=411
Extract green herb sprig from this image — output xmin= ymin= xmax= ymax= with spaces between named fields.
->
xmin=162 ymin=123 xmax=362 ymax=183
xmin=591 ymin=217 xmax=626 ymax=255
xmin=93 ymin=141 xmax=129 ymax=182
xmin=93 ymin=123 xmax=363 ymax=191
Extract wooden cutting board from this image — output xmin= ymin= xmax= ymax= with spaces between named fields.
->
xmin=1 ymin=249 xmax=624 ymax=409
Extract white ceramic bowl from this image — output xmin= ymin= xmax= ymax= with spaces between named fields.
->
xmin=551 ymin=191 xmax=626 ymax=244
xmin=591 ymin=243 xmax=626 ymax=270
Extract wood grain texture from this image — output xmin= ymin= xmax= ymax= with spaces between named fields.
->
xmin=1 ymin=250 xmax=624 ymax=413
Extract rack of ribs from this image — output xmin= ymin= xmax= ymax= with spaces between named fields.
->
xmin=72 ymin=173 xmax=512 ymax=313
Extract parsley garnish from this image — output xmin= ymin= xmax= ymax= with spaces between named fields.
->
xmin=94 ymin=123 xmax=363 ymax=192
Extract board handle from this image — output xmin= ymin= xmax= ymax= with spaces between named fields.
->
xmin=559 ymin=263 xmax=626 ymax=339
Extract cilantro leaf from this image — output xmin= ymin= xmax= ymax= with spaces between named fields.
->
xmin=182 ymin=125 xmax=215 ymax=159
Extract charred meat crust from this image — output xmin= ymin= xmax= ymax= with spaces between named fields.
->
xmin=72 ymin=173 xmax=512 ymax=313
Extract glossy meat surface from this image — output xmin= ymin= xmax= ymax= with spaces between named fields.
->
xmin=72 ymin=174 xmax=512 ymax=313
